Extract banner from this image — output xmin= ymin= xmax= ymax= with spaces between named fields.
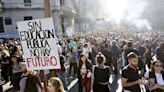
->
xmin=17 ymin=18 xmax=60 ymax=70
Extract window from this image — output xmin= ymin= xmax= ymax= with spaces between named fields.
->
xmin=24 ymin=0 xmax=31 ymax=6
xmin=5 ymin=17 xmax=12 ymax=25
xmin=0 ymin=17 xmax=4 ymax=33
xmin=60 ymin=0 xmax=65 ymax=6
xmin=24 ymin=16 xmax=33 ymax=21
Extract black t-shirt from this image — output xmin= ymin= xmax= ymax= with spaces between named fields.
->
xmin=145 ymin=45 xmax=152 ymax=59
xmin=137 ymin=46 xmax=145 ymax=58
xmin=156 ymin=47 xmax=164 ymax=63
xmin=101 ymin=49 xmax=113 ymax=66
xmin=60 ymin=55 xmax=65 ymax=72
xmin=93 ymin=66 xmax=110 ymax=84
xmin=122 ymin=66 xmax=141 ymax=92
xmin=0 ymin=55 xmax=10 ymax=69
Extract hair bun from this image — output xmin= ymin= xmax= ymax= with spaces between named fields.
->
xmin=98 ymin=52 xmax=102 ymax=56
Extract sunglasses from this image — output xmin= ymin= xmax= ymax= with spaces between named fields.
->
xmin=154 ymin=65 xmax=163 ymax=67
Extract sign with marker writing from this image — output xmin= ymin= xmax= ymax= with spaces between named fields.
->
xmin=17 ymin=18 xmax=60 ymax=70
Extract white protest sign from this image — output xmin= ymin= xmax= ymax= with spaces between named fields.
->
xmin=17 ymin=18 xmax=60 ymax=70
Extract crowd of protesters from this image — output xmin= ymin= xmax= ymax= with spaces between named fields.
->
xmin=0 ymin=29 xmax=164 ymax=92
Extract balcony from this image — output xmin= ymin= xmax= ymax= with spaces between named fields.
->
xmin=3 ymin=3 xmax=44 ymax=10
xmin=2 ymin=2 xmax=76 ymax=16
xmin=53 ymin=0 xmax=76 ymax=17
xmin=53 ymin=5 xmax=76 ymax=17
xmin=0 ymin=2 xmax=3 ymax=12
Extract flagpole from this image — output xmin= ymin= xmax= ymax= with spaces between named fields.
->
xmin=40 ymin=0 xmax=57 ymax=92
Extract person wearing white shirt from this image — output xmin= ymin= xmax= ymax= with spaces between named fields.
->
xmin=82 ymin=43 xmax=92 ymax=58
xmin=144 ymin=60 xmax=164 ymax=92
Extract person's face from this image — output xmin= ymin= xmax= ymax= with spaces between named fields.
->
xmin=129 ymin=57 xmax=138 ymax=67
xmin=0 ymin=51 xmax=5 ymax=56
xmin=0 ymin=51 xmax=2 ymax=55
xmin=8 ymin=40 xmax=12 ymax=45
xmin=81 ymin=55 xmax=87 ymax=62
xmin=136 ymin=41 xmax=141 ymax=47
xmin=145 ymin=40 xmax=149 ymax=45
xmin=47 ymin=81 xmax=55 ymax=92
xmin=11 ymin=57 xmax=18 ymax=63
xmin=153 ymin=62 xmax=163 ymax=72
xmin=72 ymin=48 xmax=75 ymax=52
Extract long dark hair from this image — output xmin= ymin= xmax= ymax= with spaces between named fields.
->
xmin=151 ymin=60 xmax=163 ymax=73
xmin=24 ymin=74 xmax=39 ymax=92
xmin=79 ymin=54 xmax=92 ymax=70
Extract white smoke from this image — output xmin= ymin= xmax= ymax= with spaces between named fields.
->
xmin=124 ymin=0 xmax=151 ymax=30
xmin=99 ymin=0 xmax=152 ymax=30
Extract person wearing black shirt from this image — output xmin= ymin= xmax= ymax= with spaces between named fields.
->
xmin=124 ymin=41 xmax=144 ymax=70
xmin=124 ymin=41 xmax=139 ymax=65
xmin=101 ymin=44 xmax=113 ymax=68
xmin=92 ymin=53 xmax=111 ymax=92
xmin=144 ymin=39 xmax=152 ymax=69
xmin=121 ymin=52 xmax=145 ymax=92
xmin=110 ymin=41 xmax=119 ymax=74
xmin=0 ymin=49 xmax=10 ymax=83
xmin=156 ymin=43 xmax=164 ymax=67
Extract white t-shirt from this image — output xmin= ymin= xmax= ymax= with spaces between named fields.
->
xmin=82 ymin=47 xmax=91 ymax=58
xmin=155 ymin=73 xmax=164 ymax=86
xmin=144 ymin=71 xmax=149 ymax=78
xmin=144 ymin=72 xmax=164 ymax=86
xmin=81 ymin=64 xmax=87 ymax=74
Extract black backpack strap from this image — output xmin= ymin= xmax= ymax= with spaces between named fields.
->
xmin=161 ymin=72 xmax=164 ymax=81
xmin=149 ymin=71 xmax=157 ymax=83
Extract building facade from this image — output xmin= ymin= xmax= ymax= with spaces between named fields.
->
xmin=0 ymin=0 xmax=76 ymax=38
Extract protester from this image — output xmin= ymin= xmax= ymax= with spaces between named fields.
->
xmin=19 ymin=64 xmax=43 ymax=92
xmin=144 ymin=60 xmax=164 ymax=92
xmin=0 ymin=72 xmax=5 ymax=92
xmin=68 ymin=47 xmax=78 ymax=77
xmin=110 ymin=40 xmax=119 ymax=74
xmin=121 ymin=52 xmax=146 ymax=92
xmin=124 ymin=41 xmax=138 ymax=65
xmin=56 ymin=49 xmax=68 ymax=91
xmin=10 ymin=55 xmax=23 ymax=90
xmin=47 ymin=77 xmax=65 ymax=92
xmin=7 ymin=40 xmax=18 ymax=57
xmin=124 ymin=41 xmax=144 ymax=71
xmin=78 ymin=54 xmax=92 ymax=92
xmin=68 ymin=38 xmax=77 ymax=50
xmin=156 ymin=43 xmax=164 ymax=67
xmin=92 ymin=52 xmax=111 ymax=92
xmin=101 ymin=44 xmax=113 ymax=71
xmin=91 ymin=44 xmax=99 ymax=65
xmin=82 ymin=43 xmax=92 ymax=59
xmin=144 ymin=39 xmax=153 ymax=69
xmin=0 ymin=49 xmax=10 ymax=83
xmin=61 ymin=41 xmax=68 ymax=56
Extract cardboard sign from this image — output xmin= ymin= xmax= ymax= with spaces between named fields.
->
xmin=17 ymin=18 xmax=60 ymax=70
